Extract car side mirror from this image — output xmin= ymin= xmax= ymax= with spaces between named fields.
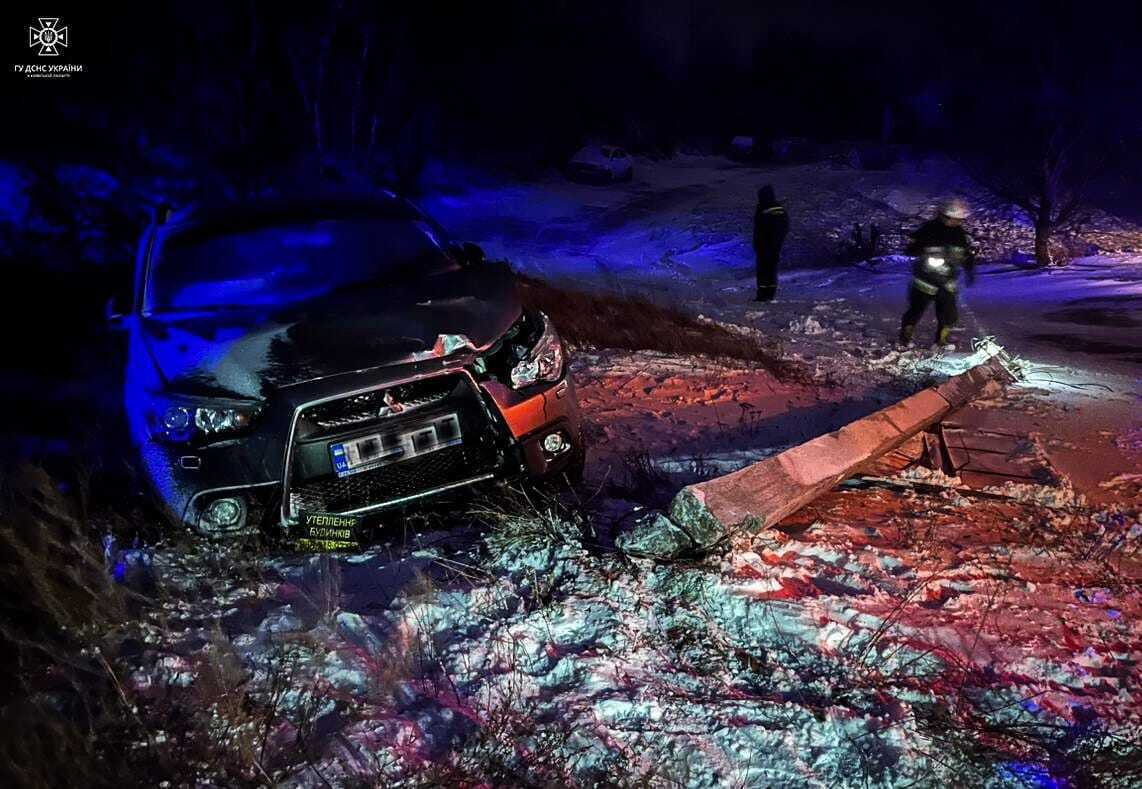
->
xmin=451 ymin=241 xmax=486 ymax=268
xmin=463 ymin=242 xmax=487 ymax=266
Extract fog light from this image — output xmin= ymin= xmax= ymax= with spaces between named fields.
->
xmin=200 ymin=497 xmax=245 ymax=533
xmin=542 ymin=431 xmax=568 ymax=455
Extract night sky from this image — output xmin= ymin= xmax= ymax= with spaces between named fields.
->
xmin=5 ymin=1 xmax=1139 ymax=180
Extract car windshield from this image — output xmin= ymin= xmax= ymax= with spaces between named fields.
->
xmin=146 ymin=216 xmax=455 ymax=313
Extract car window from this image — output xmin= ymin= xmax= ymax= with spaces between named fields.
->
xmin=146 ymin=217 xmax=456 ymax=313
xmin=613 ymin=148 xmax=628 ymax=159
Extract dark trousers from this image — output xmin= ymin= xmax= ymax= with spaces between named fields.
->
xmin=901 ymin=284 xmax=957 ymax=337
xmin=755 ymin=248 xmax=779 ymax=300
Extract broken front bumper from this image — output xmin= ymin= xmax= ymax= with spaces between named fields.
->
xmin=143 ymin=361 xmax=581 ymax=537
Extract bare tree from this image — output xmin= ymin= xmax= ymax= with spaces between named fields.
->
xmin=287 ymin=7 xmax=340 ymax=159
xmin=970 ymin=119 xmax=1096 ymax=267
xmin=279 ymin=2 xmax=419 ymax=180
xmin=955 ymin=10 xmax=1132 ymax=267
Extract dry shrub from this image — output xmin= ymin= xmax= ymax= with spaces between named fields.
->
xmin=0 ymin=467 xmax=126 ymax=670
xmin=517 ymin=275 xmax=803 ymax=380
xmin=296 ymin=553 xmax=343 ymax=626
xmin=101 ymin=631 xmax=333 ymax=785
xmin=606 ymin=450 xmax=675 ymax=509
xmin=0 ymin=465 xmax=129 ymax=788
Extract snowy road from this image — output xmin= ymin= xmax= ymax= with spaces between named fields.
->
xmin=744 ymin=259 xmax=1142 ymax=380
xmin=422 ymin=155 xmax=1142 ymax=387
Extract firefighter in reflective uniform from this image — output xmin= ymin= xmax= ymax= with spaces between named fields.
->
xmin=753 ymin=185 xmax=788 ymax=302
xmin=899 ymin=198 xmax=976 ymax=347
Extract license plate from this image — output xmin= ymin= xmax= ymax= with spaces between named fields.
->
xmin=293 ymin=511 xmax=362 ymax=552
xmin=330 ymin=413 xmax=462 ymax=478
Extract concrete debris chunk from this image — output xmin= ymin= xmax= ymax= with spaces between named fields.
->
xmin=615 ymin=512 xmax=696 ymax=559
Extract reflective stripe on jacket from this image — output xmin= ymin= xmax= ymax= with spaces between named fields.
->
xmin=912 ymin=277 xmax=939 ymax=295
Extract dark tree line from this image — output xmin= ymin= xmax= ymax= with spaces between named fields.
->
xmin=6 ymin=0 xmax=1141 ymax=251
xmin=949 ymin=4 xmax=1139 ymax=265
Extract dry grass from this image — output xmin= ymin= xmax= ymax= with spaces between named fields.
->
xmin=604 ymin=450 xmax=676 ymax=509
xmin=0 ymin=463 xmax=607 ymax=786
xmin=0 ymin=466 xmax=130 ymax=788
xmin=517 ymin=275 xmax=804 ymax=380
xmin=7 ymin=458 xmax=1134 ymax=785
xmin=0 ymin=466 xmax=327 ymax=787
xmin=0 ymin=467 xmax=127 ymax=659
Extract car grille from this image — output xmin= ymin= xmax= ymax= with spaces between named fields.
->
xmin=288 ymin=443 xmax=493 ymax=515
xmin=284 ymin=373 xmax=507 ymax=520
xmin=297 ymin=377 xmax=458 ymax=439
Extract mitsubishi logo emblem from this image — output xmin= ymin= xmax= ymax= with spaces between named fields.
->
xmin=377 ymin=391 xmax=404 ymax=418
xmin=28 ymin=18 xmax=68 ymax=57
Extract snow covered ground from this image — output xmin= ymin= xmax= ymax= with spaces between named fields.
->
xmin=421 ymin=154 xmax=1142 ymax=384
xmin=123 ymin=460 xmax=1140 ymax=786
xmin=424 ymin=152 xmax=1140 ymax=503
xmin=112 ymin=156 xmax=1141 ymax=786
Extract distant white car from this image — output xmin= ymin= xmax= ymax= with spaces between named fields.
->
xmin=566 ymin=145 xmax=633 ymax=183
xmin=728 ymin=135 xmax=756 ymax=161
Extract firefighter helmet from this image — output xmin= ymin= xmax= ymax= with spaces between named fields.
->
xmin=940 ymin=198 xmax=970 ymax=221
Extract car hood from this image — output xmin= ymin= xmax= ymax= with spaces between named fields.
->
xmin=141 ymin=264 xmax=521 ymax=400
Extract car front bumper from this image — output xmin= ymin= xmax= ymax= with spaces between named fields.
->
xmin=139 ymin=362 xmax=581 ymax=537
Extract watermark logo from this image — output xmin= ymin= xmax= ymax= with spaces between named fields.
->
xmin=28 ymin=18 xmax=68 ymax=57
xmin=13 ymin=17 xmax=84 ymax=78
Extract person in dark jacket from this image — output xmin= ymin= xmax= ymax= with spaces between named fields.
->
xmin=899 ymin=198 xmax=977 ymax=347
xmin=752 ymin=185 xmax=788 ymax=302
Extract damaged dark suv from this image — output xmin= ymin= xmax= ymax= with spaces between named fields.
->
xmin=109 ymin=194 xmax=582 ymax=538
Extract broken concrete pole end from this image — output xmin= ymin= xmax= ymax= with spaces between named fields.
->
xmin=615 ymin=513 xmax=696 ymax=559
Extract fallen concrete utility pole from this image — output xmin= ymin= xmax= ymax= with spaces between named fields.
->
xmin=618 ymin=356 xmax=1015 ymax=560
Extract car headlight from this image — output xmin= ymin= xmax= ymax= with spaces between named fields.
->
xmin=509 ymin=312 xmax=565 ymax=389
xmin=149 ymin=397 xmax=262 ymax=443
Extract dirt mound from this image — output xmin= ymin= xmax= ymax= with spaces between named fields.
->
xmin=518 ymin=275 xmax=804 ymax=380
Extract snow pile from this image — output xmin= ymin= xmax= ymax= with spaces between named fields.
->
xmin=981 ymin=480 xmax=1087 ymax=510
xmin=896 ymin=465 xmax=964 ymax=488
xmin=111 ymin=472 xmax=1142 ymax=787
xmin=787 ymin=315 xmax=826 ymax=335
